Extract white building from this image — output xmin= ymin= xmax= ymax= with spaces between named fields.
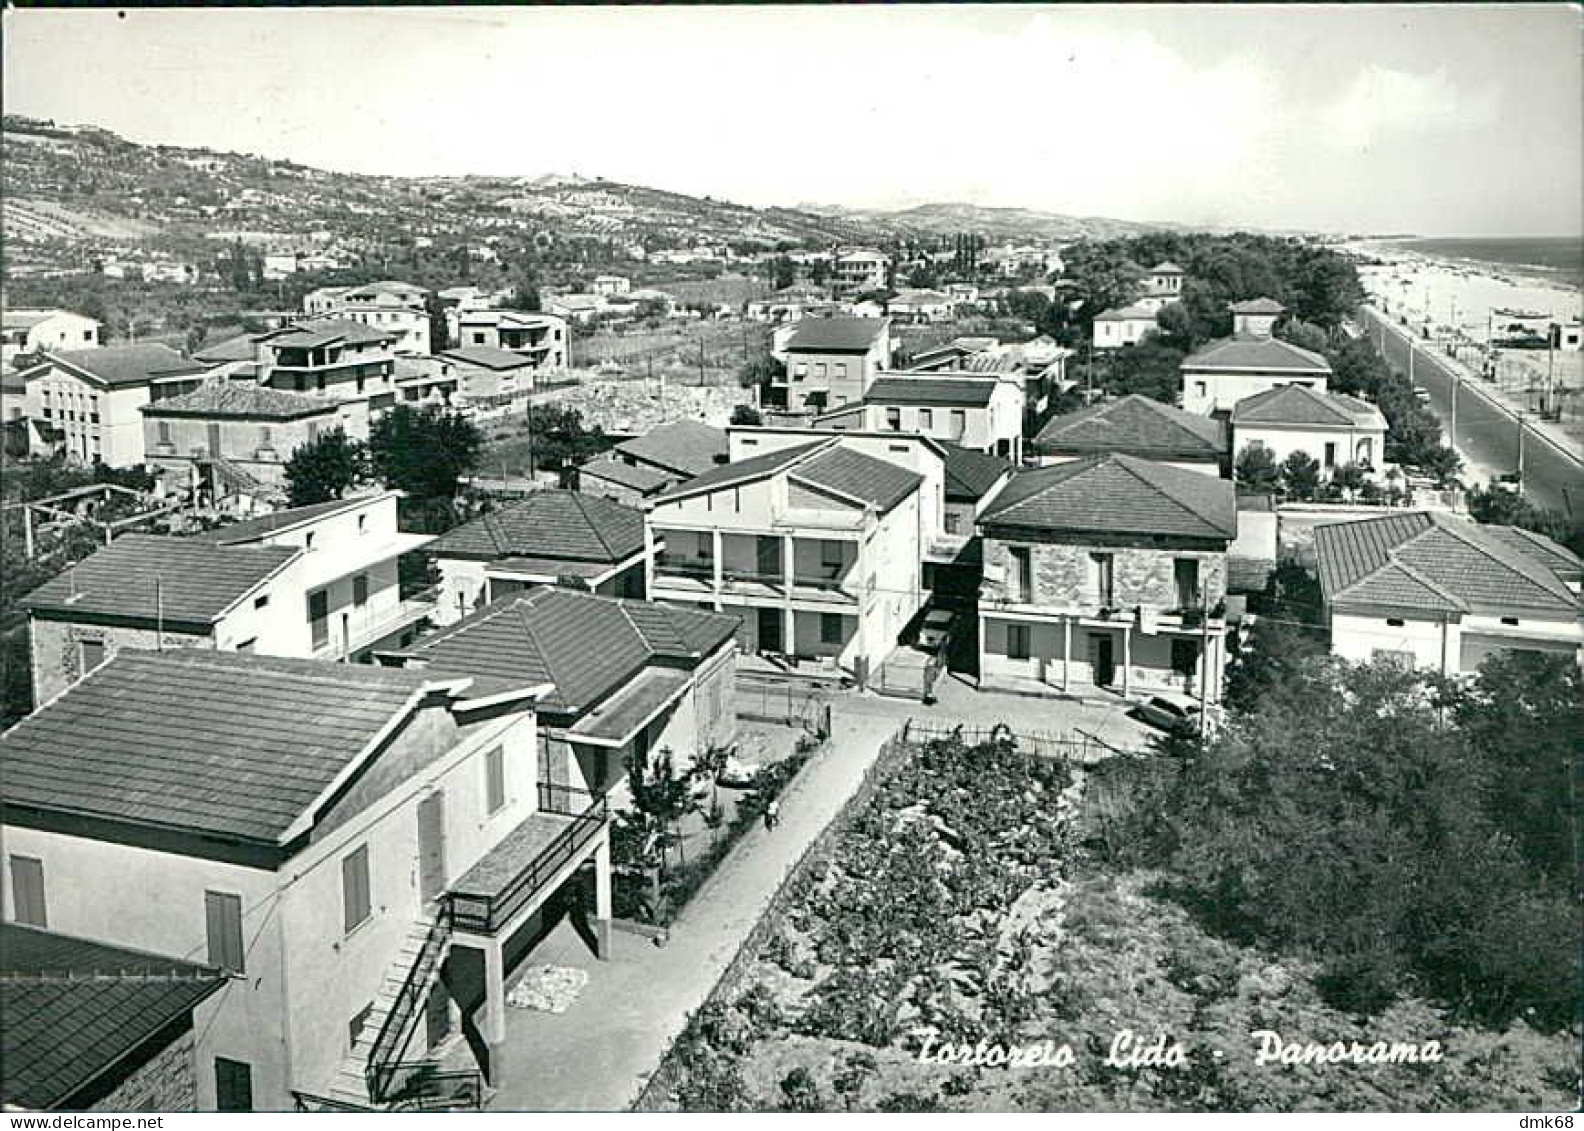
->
xmin=2 ymin=309 xmax=102 ymax=366
xmin=1092 ymin=304 xmax=1159 ymax=350
xmin=304 ymin=281 xmax=432 ymax=356
xmin=1179 ymin=298 xmax=1332 ymax=415
xmin=1230 ymin=384 xmax=1388 ymax=473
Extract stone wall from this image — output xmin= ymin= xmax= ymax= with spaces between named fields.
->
xmin=981 ymin=537 xmax=1226 ymax=612
xmin=91 ymin=1024 xmax=199 ymax=1112
xmin=31 ymin=619 xmax=209 ymax=705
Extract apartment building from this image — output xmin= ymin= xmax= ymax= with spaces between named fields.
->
xmin=832 ymin=248 xmax=889 ymax=296
xmin=1035 ymin=393 xmax=1228 ymax=475
xmin=424 ymin=489 xmax=653 ymax=624
xmin=775 ymin=316 xmax=892 ymax=413
xmin=2 ymin=308 xmax=101 ymax=366
xmin=977 ymin=453 xmax=1237 ymax=701
xmin=1179 ymin=299 xmax=1333 ymax=415
xmin=384 ymin=586 xmax=739 ymax=804
xmin=1 ymin=649 xmax=604 ymax=1111
xmin=21 ymin=492 xmax=435 ymax=702
xmin=591 ymin=274 xmax=632 ymax=297
xmin=454 ymin=310 xmax=569 ymax=370
xmin=251 ymin=318 xmax=401 ymax=440
xmin=1314 ymin=511 xmax=1583 ymax=675
xmin=1 ymin=924 xmax=227 ymax=1112
xmin=646 ymin=432 xmax=935 ymax=679
xmin=24 ymin=344 xmax=209 ymax=467
xmin=302 ymin=280 xmax=432 ymax=355
xmin=815 ymin=373 xmax=1027 ymax=462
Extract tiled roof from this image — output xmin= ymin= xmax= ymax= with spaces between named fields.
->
xmin=1313 ymin=511 xmax=1581 ymax=616
xmin=577 ymin=456 xmax=672 ymax=494
xmin=1482 ymin=525 xmax=1584 ymax=582
xmin=784 ymin=315 xmax=889 ymax=352
xmin=0 ymin=651 xmax=440 ymax=843
xmin=654 ymin=440 xmax=828 ymax=502
xmin=263 ymin=318 xmax=396 ymax=349
xmin=865 ymin=375 xmax=997 ymax=408
xmin=793 ymin=445 xmax=922 ymax=513
xmin=891 ymin=289 xmax=951 ymax=305
xmin=1150 ymin=261 xmax=1185 ymax=273
xmin=20 ymin=534 xmax=298 ymax=624
xmin=1036 ymin=394 xmax=1227 ymax=459
xmin=1181 ymin=335 xmax=1332 ymax=374
xmin=1 ymin=924 xmax=226 ymax=1111
xmin=614 ymin=420 xmax=728 ymax=478
xmin=2 ymin=309 xmax=68 ymax=330
xmin=1231 ymin=384 xmax=1384 ymax=428
xmin=192 ymin=333 xmax=259 ymax=363
xmin=438 ymin=346 xmax=535 ymax=371
xmin=940 ymin=442 xmax=1012 ymax=502
xmin=459 ymin=309 xmax=564 ymax=327
xmin=140 ymin=381 xmax=334 ymax=420
xmin=42 ymin=344 xmax=205 ymax=388
xmin=1229 ymin=297 xmax=1286 ymax=314
xmin=398 ymin=587 xmax=737 ymax=715
xmin=188 ymin=495 xmax=375 ymax=545
xmin=1094 ymin=304 xmax=1158 ymax=322
xmin=981 ymin=453 xmax=1237 ymax=540
xmin=426 ymin=489 xmax=645 ymax=563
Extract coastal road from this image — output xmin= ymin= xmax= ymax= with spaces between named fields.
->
xmin=1360 ymin=306 xmax=1584 ymax=519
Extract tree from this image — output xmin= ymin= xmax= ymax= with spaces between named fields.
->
xmin=1327 ymin=460 xmax=1368 ymax=500
xmin=1279 ymin=450 xmax=1322 ymax=501
xmin=425 ymin=292 xmax=449 ymax=352
xmin=525 ymin=405 xmax=608 ymax=471
xmin=1466 ymin=483 xmax=1581 ymax=555
xmin=1100 ymin=337 xmax=1183 ymax=403
xmin=738 ymin=354 xmax=784 ymax=394
xmin=368 ymin=405 xmax=483 ymax=500
xmin=1276 ymin=317 xmax=1329 ymax=355
xmin=771 ymin=255 xmax=795 ymax=291
xmin=506 ymin=284 xmax=542 ymax=313
xmin=730 ymin=404 xmax=762 ymax=426
xmin=283 ymin=427 xmax=365 ymax=506
xmin=625 ymin=744 xmax=696 ymax=874
xmin=1233 ymin=444 xmax=1280 ymax=493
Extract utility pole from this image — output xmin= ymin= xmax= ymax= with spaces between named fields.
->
xmin=1198 ymin=587 xmax=1211 ymax=742
xmin=1449 ymin=370 xmax=1457 ymax=449
xmin=1517 ymin=413 xmax=1526 ymax=491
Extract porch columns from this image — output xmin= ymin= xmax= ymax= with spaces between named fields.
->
xmin=592 ymin=830 xmax=612 ymax=961
xmin=782 ymin=534 xmax=794 ymax=591
xmin=1121 ymin=624 xmax=1132 ymax=698
xmin=711 ymin=530 xmax=723 ymax=612
xmin=643 ymin=524 xmax=655 ymax=599
xmin=1062 ymin=616 xmax=1071 ymax=692
xmin=976 ymin=610 xmax=988 ymax=688
xmin=480 ymin=935 xmax=507 ymax=1048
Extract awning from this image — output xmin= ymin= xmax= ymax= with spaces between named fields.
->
xmin=565 ymin=667 xmax=690 ymax=747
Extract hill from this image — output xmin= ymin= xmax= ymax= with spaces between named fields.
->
xmin=3 ymin=115 xmax=1173 ymax=280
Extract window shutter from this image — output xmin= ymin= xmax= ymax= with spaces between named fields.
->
xmin=342 ymin=846 xmax=370 ymax=933
xmin=215 ymin=1058 xmax=253 ymax=1111
xmin=9 ymin=856 xmax=46 ymax=928
xmin=486 ymin=746 xmax=506 ymax=814
xmin=205 ymin=891 xmax=244 ymax=974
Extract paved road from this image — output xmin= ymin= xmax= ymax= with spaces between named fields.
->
xmin=1360 ymin=307 xmax=1584 ymax=519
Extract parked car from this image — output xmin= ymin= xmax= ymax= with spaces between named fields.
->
xmin=717 ymin=755 xmax=763 ymax=789
xmin=1412 ymin=386 xmax=1432 ymax=404
xmin=1130 ymin=692 xmax=1212 ymax=737
xmin=917 ymin=608 xmax=956 ymax=653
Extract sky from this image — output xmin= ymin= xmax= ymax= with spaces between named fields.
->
xmin=3 ymin=4 xmax=1581 ymax=236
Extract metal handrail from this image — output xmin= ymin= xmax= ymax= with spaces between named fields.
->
xmin=445 ymin=796 xmax=608 ymax=935
xmin=537 ymin=780 xmax=595 ymax=816
xmin=365 ymin=911 xmax=453 ymax=1104
xmin=382 ymin=1062 xmax=485 ymax=1111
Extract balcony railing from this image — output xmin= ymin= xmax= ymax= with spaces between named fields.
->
xmin=655 ymin=559 xmax=714 ymax=581
xmin=537 ymin=781 xmax=595 ymax=816
xmin=791 ymin=574 xmax=853 ymax=596
xmin=311 ymin=585 xmax=441 ymax=659
xmin=365 ymin=912 xmax=452 ymax=1105
xmin=722 ymin=567 xmax=783 ymax=588
xmin=445 ymin=795 xmax=608 ymax=936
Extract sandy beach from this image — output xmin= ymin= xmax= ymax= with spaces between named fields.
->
xmin=1349 ymin=240 xmax=1584 ymax=449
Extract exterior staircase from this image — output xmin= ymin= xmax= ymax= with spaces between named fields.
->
xmin=323 ymin=910 xmax=452 ymax=1108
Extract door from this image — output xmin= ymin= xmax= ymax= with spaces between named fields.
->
xmin=308 ymin=589 xmax=329 ymax=650
xmin=417 ymin=790 xmax=447 ymax=904
xmin=755 ymin=536 xmax=781 ymax=582
xmin=757 ymin=606 xmax=783 ymax=653
xmin=1089 ymin=633 xmax=1116 ymax=687
xmin=1323 ymin=441 xmax=1337 ymax=468
xmin=206 ymin=421 xmax=222 ymax=458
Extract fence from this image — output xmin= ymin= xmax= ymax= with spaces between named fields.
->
xmin=899 ymin=718 xmax=1102 ymax=764
xmin=734 ymin=676 xmax=832 ymax=736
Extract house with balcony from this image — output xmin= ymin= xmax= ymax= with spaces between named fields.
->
xmin=2 ymin=308 xmax=101 ymax=366
xmin=1134 ymin=261 xmax=1186 ymax=314
xmin=776 ymin=316 xmax=893 ymax=413
xmin=23 ymin=344 xmax=209 ymax=467
xmin=381 ymin=586 xmax=738 ymax=806
xmin=456 ymin=311 xmax=569 ymax=370
xmin=424 ymin=490 xmax=652 ymax=624
xmin=307 ymin=281 xmax=432 ymax=356
xmin=832 ymin=248 xmax=889 ymax=297
xmin=251 ymin=319 xmax=401 ymax=436
xmin=1 ymin=648 xmax=604 ymax=1111
xmin=977 ymin=453 xmax=1237 ymax=701
xmin=394 ymin=355 xmax=462 ymax=410
xmin=141 ymin=381 xmax=341 ymax=504
xmin=815 ymin=373 xmax=1027 ymax=462
xmin=20 ymin=492 xmax=435 ymax=703
xmin=1313 ymin=511 xmax=1582 ymax=676
xmin=1 ymin=923 xmax=228 ymax=1112
xmin=1180 ymin=298 xmax=1332 ymax=415
xmin=646 ymin=434 xmax=930 ymax=680
xmin=1035 ymin=393 xmax=1228 ymax=475
xmin=1230 ymin=383 xmax=1387 ymax=475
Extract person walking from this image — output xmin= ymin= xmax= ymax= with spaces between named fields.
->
xmin=763 ymin=797 xmax=780 ymax=830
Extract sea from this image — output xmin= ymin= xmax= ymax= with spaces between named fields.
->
xmin=1388 ymin=236 xmax=1582 ymax=290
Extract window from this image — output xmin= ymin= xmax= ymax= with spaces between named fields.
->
xmin=204 ymin=890 xmax=245 ymax=974
xmin=157 ymin=420 xmax=172 ymax=444
xmin=1007 ymin=624 xmax=1031 ymax=661
xmin=1500 ymin=616 xmax=1520 ymax=626
xmin=885 ymin=407 xmax=901 ymax=431
xmin=305 ymin=532 xmax=317 ymax=552
xmin=1091 ymin=552 xmax=1115 ymax=606
xmin=485 ymin=746 xmax=506 ymax=814
xmin=357 ymin=514 xmax=368 ymax=535
xmin=1194 ymin=381 xmax=1207 ymax=398
xmin=1171 ymin=638 xmax=1201 ymax=677
xmin=78 ymin=638 xmax=107 ymax=676
xmin=1323 ymin=442 xmax=1337 ymax=468
xmin=349 ymin=1004 xmax=373 ymax=1051
xmin=215 ymin=1058 xmax=253 ymax=1112
xmin=1174 ymin=559 xmax=1200 ymax=609
xmin=259 ymin=425 xmax=272 ymax=449
xmin=945 ymin=511 xmax=962 ymax=534
xmin=821 ymin=540 xmax=844 ymax=572
xmin=793 ymin=363 xmax=808 ymax=379
xmin=9 ymin=856 xmax=47 ymax=928
xmin=1009 ymin=547 xmax=1032 ymax=602
xmin=1386 ymin=618 xmax=1405 ymax=627
xmin=820 ymin=612 xmax=843 ymax=644
xmin=353 ymin=574 xmax=369 ymax=607
xmin=919 ymin=408 xmax=933 ymax=430
xmin=949 ymin=409 xmax=966 ymax=437
xmin=254 ymin=593 xmax=270 ymax=609
xmin=342 ymin=845 xmax=371 ymax=934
